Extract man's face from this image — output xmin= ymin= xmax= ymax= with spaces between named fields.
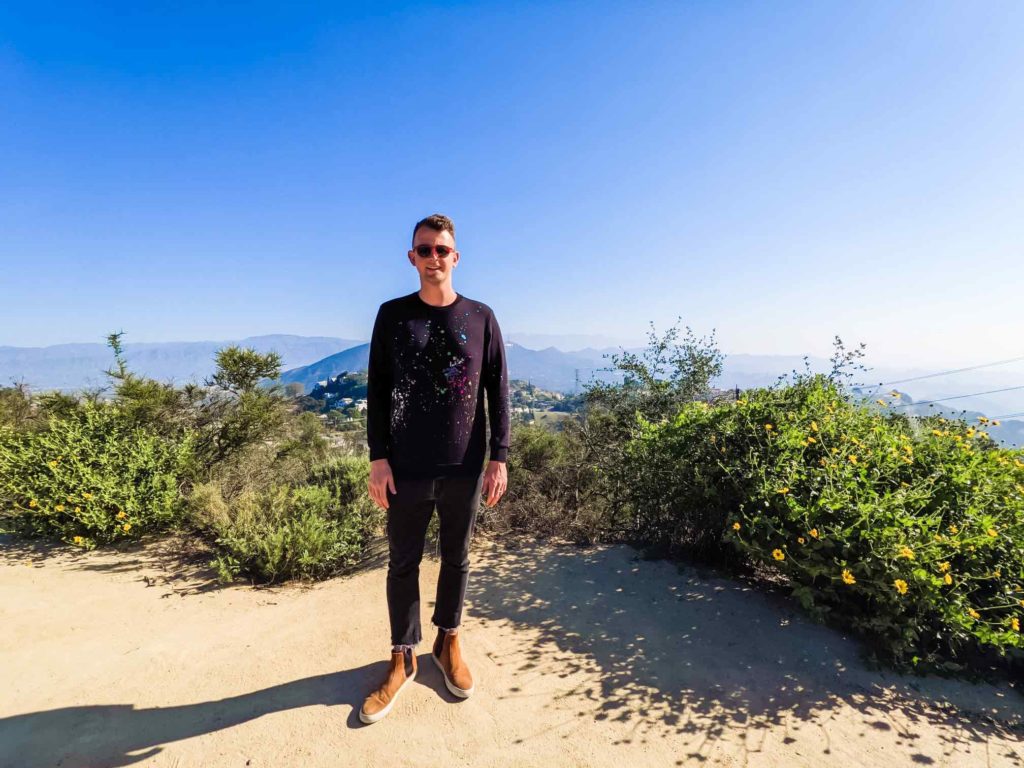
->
xmin=408 ymin=227 xmax=459 ymax=286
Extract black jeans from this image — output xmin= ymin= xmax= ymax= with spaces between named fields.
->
xmin=385 ymin=471 xmax=484 ymax=648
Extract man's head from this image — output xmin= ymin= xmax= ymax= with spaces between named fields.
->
xmin=409 ymin=213 xmax=459 ymax=287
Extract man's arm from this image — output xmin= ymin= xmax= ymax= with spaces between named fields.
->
xmin=366 ymin=305 xmax=391 ymax=461
xmin=483 ymin=308 xmax=510 ymax=462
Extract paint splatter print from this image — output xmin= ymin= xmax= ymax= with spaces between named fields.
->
xmin=366 ymin=291 xmax=510 ymax=480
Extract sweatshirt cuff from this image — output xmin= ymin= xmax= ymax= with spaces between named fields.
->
xmin=489 ymin=447 xmax=508 ymax=462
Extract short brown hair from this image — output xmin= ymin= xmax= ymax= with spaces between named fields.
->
xmin=412 ymin=214 xmax=456 ymax=248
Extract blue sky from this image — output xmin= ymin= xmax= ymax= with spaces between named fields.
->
xmin=2 ymin=1 xmax=1022 ymax=368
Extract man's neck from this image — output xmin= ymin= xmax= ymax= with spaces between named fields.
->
xmin=418 ymin=283 xmax=458 ymax=307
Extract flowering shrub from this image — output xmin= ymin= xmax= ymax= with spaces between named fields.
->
xmin=626 ymin=374 xmax=1024 ymax=671
xmin=0 ymin=400 xmax=196 ymax=548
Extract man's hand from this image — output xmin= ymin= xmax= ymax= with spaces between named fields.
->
xmin=367 ymin=458 xmax=396 ymax=510
xmin=481 ymin=459 xmax=508 ymax=507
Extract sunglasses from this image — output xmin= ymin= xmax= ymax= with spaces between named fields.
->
xmin=413 ymin=245 xmax=455 ymax=259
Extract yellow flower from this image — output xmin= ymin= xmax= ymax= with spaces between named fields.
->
xmin=732 ymin=521 xmax=741 ymax=531
xmin=777 ymin=487 xmax=790 ymax=495
xmin=968 ymin=608 xmax=980 ymax=620
xmin=899 ymin=546 xmax=915 ymax=560
xmin=765 ymin=423 xmax=774 ymax=431
xmin=966 ymin=428 xmax=975 ymax=438
xmin=842 ymin=569 xmax=856 ymax=585
xmin=772 ymin=549 xmax=785 ymax=561
xmin=876 ymin=399 xmax=887 ymax=406
xmin=819 ymin=458 xmax=827 ymax=466
xmin=1012 ymin=617 xmax=1020 ymax=632
xmin=48 ymin=460 xmax=58 ymax=468
xmin=809 ymin=528 xmax=819 ymax=539
xmin=986 ymin=528 xmax=998 ymax=538
xmin=893 ymin=579 xmax=908 ymax=595
xmin=992 ymin=420 xmax=1000 ymax=426
xmin=805 ymin=436 xmax=817 ymax=444
xmin=848 ymin=455 xmax=858 ymax=464
xmin=123 ymin=523 xmax=131 ymax=532
xmin=74 ymin=506 xmax=81 ymax=513
xmin=810 ymin=420 xmax=819 ymax=432
xmin=978 ymin=416 xmax=989 ymax=423
xmin=931 ymin=429 xmax=943 ymax=437
xmin=948 ymin=524 xmax=958 ymax=534
xmin=994 ymin=569 xmax=1002 ymax=579
xmin=901 ymin=481 xmax=910 ymax=488
xmin=55 ymin=504 xmax=65 ymax=512
xmin=28 ymin=499 xmax=38 ymax=508
xmin=798 ymin=537 xmax=806 ymax=544
xmin=944 ymin=573 xmax=952 ymax=585
xmin=831 ymin=447 xmax=839 ymax=454
xmin=938 ymin=561 xmax=951 ymax=572
xmin=82 ymin=492 xmax=93 ymax=500
xmin=73 ymin=535 xmax=83 ymax=545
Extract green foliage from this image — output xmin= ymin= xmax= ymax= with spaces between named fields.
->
xmin=584 ymin=318 xmax=725 ymax=427
xmin=0 ymin=382 xmax=37 ymax=430
xmin=189 ymin=456 xmax=385 ymax=584
xmin=478 ymin=420 xmax=607 ymax=543
xmin=206 ymin=346 xmax=283 ymax=394
xmin=627 ymin=370 xmax=1024 ymax=672
xmin=0 ymin=400 xmax=196 ymax=547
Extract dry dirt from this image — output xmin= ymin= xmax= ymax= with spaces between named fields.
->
xmin=2 ymin=531 xmax=1023 ymax=768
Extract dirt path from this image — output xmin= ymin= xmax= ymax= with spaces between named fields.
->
xmin=2 ymin=531 xmax=1022 ymax=768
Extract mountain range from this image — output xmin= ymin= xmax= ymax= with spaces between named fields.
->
xmin=2 ymin=335 xmax=1022 ymax=447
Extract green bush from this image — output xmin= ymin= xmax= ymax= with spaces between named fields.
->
xmin=626 ymin=372 xmax=1024 ymax=671
xmin=190 ymin=455 xmax=385 ymax=584
xmin=0 ymin=400 xmax=196 ymax=548
xmin=477 ymin=420 xmax=608 ymax=543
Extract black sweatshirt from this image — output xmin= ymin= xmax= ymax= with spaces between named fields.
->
xmin=366 ymin=291 xmax=511 ymax=480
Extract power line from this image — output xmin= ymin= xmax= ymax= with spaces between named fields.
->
xmin=852 ymin=354 xmax=1024 ymax=391
xmin=987 ymin=411 xmax=1024 ymax=421
xmin=887 ymin=383 xmax=1024 ymax=409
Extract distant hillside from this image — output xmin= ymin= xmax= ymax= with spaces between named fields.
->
xmin=0 ymin=335 xmax=364 ymax=392
xmin=274 ymin=341 xmax=630 ymax=394
xmin=276 ymin=344 xmax=371 ymax=391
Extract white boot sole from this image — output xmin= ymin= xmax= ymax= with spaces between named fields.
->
xmin=359 ymin=667 xmax=416 ymax=724
xmin=431 ymin=652 xmax=474 ymax=698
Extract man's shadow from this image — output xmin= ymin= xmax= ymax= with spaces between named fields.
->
xmin=0 ymin=651 xmax=458 ymax=768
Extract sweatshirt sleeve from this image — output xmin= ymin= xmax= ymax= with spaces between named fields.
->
xmin=483 ymin=308 xmax=511 ymax=462
xmin=366 ymin=304 xmax=391 ymax=461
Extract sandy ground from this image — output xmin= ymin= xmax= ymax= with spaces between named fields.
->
xmin=2 ymin=530 xmax=1023 ymax=768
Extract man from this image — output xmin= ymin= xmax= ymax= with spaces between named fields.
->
xmin=359 ymin=213 xmax=510 ymax=724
